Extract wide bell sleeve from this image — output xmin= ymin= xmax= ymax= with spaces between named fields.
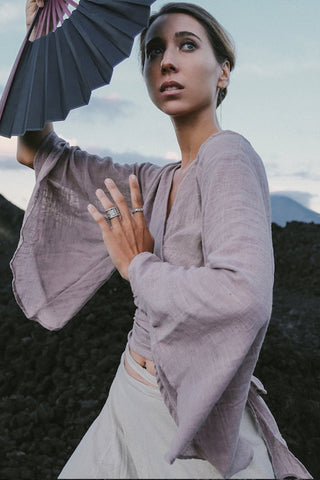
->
xmin=128 ymin=135 xmax=275 ymax=477
xmin=11 ymin=131 xmax=160 ymax=330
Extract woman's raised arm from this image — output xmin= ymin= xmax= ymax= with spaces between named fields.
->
xmin=17 ymin=0 xmax=52 ymax=169
xmin=17 ymin=124 xmax=53 ymax=169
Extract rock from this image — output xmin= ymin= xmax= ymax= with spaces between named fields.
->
xmin=0 ymin=196 xmax=319 ymax=478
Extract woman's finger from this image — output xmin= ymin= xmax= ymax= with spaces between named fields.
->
xmin=129 ymin=175 xmax=144 ymax=221
xmin=87 ymin=204 xmax=110 ymax=233
xmin=95 ymin=188 xmax=113 ymax=211
xmin=129 ymin=175 xmax=143 ymax=209
xmin=104 ymin=178 xmax=132 ymax=224
xmin=95 ymin=188 xmax=122 ymax=227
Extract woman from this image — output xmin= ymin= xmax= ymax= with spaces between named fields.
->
xmin=13 ymin=1 xmax=312 ymax=479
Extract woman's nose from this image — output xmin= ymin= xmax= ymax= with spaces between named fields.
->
xmin=161 ymin=49 xmax=178 ymax=73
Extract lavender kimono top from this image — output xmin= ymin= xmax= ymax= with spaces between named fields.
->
xmin=11 ymin=130 xmax=312 ymax=479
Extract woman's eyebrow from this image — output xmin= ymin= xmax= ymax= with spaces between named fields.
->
xmin=175 ymin=31 xmax=202 ymax=42
xmin=146 ymin=31 xmax=202 ymax=49
xmin=145 ymin=36 xmax=163 ymax=49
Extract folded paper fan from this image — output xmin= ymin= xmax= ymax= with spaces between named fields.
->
xmin=0 ymin=0 xmax=155 ymax=138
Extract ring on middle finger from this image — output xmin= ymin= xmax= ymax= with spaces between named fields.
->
xmin=104 ymin=206 xmax=121 ymax=222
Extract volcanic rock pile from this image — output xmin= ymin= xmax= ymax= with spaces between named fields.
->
xmin=0 ymin=194 xmax=319 ymax=479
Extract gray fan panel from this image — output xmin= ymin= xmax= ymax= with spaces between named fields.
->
xmin=0 ymin=0 xmax=156 ymax=137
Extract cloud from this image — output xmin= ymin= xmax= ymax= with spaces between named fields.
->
xmin=165 ymin=151 xmax=180 ymax=161
xmin=266 ymin=166 xmax=320 ymax=182
xmin=71 ymin=94 xmax=133 ymax=121
xmin=291 ymin=171 xmax=320 ymax=181
xmin=86 ymin=146 xmax=168 ymax=167
xmin=0 ymin=156 xmax=23 ymax=170
xmin=0 ymin=136 xmax=17 ymax=158
xmin=237 ymin=58 xmax=319 ymax=79
xmin=0 ymin=4 xmax=22 ymax=25
xmin=270 ymin=190 xmax=316 ymax=209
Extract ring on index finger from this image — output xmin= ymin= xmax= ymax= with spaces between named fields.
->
xmin=131 ymin=208 xmax=144 ymax=214
xmin=104 ymin=206 xmax=121 ymax=221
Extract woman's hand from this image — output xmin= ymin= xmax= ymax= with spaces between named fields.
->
xmin=88 ymin=175 xmax=154 ymax=281
xmin=26 ymin=0 xmax=44 ymax=31
xmin=26 ymin=0 xmax=57 ymax=41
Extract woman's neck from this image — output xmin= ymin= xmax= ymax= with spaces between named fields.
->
xmin=172 ymin=109 xmax=221 ymax=168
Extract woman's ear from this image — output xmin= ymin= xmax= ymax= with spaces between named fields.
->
xmin=217 ymin=61 xmax=230 ymax=89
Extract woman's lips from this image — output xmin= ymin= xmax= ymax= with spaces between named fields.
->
xmin=160 ymin=81 xmax=184 ymax=94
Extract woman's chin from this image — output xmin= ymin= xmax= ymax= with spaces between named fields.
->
xmin=159 ymin=104 xmax=193 ymax=118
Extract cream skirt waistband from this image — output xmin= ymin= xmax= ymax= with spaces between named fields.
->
xmin=124 ymin=343 xmax=158 ymax=387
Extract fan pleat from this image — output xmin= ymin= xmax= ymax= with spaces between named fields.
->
xmin=79 ymin=0 xmax=149 ymax=32
xmin=12 ymin=41 xmax=41 ymax=134
xmin=0 ymin=0 xmax=155 ymax=137
xmin=42 ymin=37 xmax=49 ymax=125
xmin=55 ymin=32 xmax=74 ymax=116
xmin=58 ymin=26 xmax=91 ymax=110
xmin=63 ymin=23 xmax=91 ymax=103
xmin=68 ymin=15 xmax=114 ymax=86
xmin=75 ymin=7 xmax=132 ymax=61
xmin=48 ymin=33 xmax=69 ymax=121
xmin=24 ymin=40 xmax=47 ymax=130
xmin=93 ymin=0 xmax=151 ymax=27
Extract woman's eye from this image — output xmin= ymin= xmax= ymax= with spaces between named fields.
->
xmin=147 ymin=46 xmax=163 ymax=59
xmin=181 ymin=40 xmax=197 ymax=51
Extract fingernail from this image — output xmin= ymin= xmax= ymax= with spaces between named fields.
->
xmin=87 ymin=204 xmax=95 ymax=213
xmin=129 ymin=174 xmax=137 ymax=182
xmin=105 ymin=178 xmax=114 ymax=187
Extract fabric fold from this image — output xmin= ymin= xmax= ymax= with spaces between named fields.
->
xmin=11 ymin=131 xmax=160 ymax=329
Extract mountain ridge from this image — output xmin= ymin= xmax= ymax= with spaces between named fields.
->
xmin=1 ymin=192 xmax=319 ymax=230
xmin=270 ymin=193 xmax=320 ymax=227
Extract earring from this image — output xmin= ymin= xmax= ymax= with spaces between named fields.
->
xmin=219 ymin=99 xmax=223 ymax=127
xmin=217 ymin=89 xmax=223 ymax=127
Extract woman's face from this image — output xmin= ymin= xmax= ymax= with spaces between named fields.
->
xmin=143 ymin=13 xmax=228 ymax=118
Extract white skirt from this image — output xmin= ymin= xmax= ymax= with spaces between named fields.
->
xmin=58 ymin=345 xmax=274 ymax=479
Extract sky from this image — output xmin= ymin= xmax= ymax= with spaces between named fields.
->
xmin=0 ymin=0 xmax=319 ymax=212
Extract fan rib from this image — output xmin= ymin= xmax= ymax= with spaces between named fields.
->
xmin=59 ymin=23 xmax=91 ymax=106
xmin=56 ymin=4 xmax=65 ymax=27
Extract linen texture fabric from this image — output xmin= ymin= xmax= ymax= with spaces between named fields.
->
xmin=10 ymin=130 xmax=313 ymax=479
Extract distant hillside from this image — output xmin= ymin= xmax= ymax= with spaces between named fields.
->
xmin=2 ymin=193 xmax=320 ymax=231
xmin=271 ymin=194 xmax=320 ymax=227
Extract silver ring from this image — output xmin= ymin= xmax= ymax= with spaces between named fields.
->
xmin=131 ymin=208 xmax=144 ymax=214
xmin=104 ymin=206 xmax=121 ymax=221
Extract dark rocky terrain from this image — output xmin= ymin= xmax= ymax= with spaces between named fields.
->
xmin=0 ymin=193 xmax=319 ymax=479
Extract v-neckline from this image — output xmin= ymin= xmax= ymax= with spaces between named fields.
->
xmin=158 ymin=129 xmax=230 ymax=259
xmin=165 ymin=159 xmax=196 ymax=224
xmin=164 ymin=130 xmax=227 ymax=223
xmin=165 ymin=162 xmax=182 ymax=222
